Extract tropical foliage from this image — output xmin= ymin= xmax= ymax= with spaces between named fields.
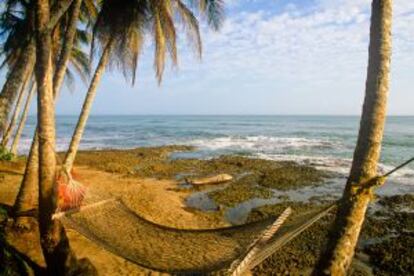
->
xmin=0 ymin=146 xmax=13 ymax=160
xmin=0 ymin=0 xmax=226 ymax=274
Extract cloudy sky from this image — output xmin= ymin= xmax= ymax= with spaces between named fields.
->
xmin=39 ymin=1 xmax=414 ymax=115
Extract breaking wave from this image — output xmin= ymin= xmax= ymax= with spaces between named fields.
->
xmin=188 ymin=136 xmax=343 ymax=152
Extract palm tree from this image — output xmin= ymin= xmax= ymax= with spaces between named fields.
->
xmin=314 ymin=0 xmax=392 ymax=274
xmin=0 ymin=0 xmax=79 ymax=134
xmin=0 ymin=0 xmax=36 ymax=135
xmin=33 ymin=0 xmax=97 ymax=273
xmin=13 ymin=0 xmax=93 ymax=229
xmin=62 ymin=0 xmax=149 ymax=172
xmin=62 ymin=0 xmax=224 ymax=174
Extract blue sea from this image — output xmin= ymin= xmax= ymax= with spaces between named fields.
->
xmin=19 ymin=115 xmax=414 ymax=190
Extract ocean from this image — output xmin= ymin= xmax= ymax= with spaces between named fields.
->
xmin=16 ymin=115 xmax=413 ymax=223
xmin=19 ymin=115 xmax=414 ymax=189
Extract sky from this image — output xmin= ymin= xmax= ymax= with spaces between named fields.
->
xmin=14 ymin=0 xmax=414 ymax=115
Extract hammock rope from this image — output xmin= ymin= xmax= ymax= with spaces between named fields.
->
xmin=230 ymin=207 xmax=292 ymax=276
xmin=53 ymin=157 xmax=413 ymax=274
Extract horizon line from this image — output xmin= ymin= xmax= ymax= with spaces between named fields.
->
xmin=28 ymin=113 xmax=414 ymax=117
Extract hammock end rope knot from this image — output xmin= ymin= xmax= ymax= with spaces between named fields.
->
xmin=351 ymin=175 xmax=388 ymax=197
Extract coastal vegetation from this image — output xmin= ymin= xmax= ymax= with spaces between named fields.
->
xmin=0 ymin=0 xmax=411 ymax=275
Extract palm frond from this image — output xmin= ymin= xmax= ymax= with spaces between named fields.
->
xmin=122 ymin=27 xmax=144 ymax=85
xmin=90 ymin=0 xmax=225 ymax=85
xmin=80 ymin=0 xmax=98 ymax=28
xmin=191 ymin=0 xmax=224 ymax=30
xmin=0 ymin=0 xmax=34 ymax=68
xmin=74 ymin=28 xmax=91 ymax=46
xmin=69 ymin=46 xmax=91 ymax=84
xmin=159 ymin=2 xmax=178 ymax=66
xmin=150 ymin=0 xmax=179 ymax=83
xmin=153 ymin=7 xmax=167 ymax=83
xmin=64 ymin=68 xmax=76 ymax=92
xmin=174 ymin=0 xmax=202 ymax=59
xmin=92 ymin=0 xmax=148 ymax=84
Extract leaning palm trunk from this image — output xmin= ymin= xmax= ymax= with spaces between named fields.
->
xmin=63 ymin=42 xmax=112 ymax=173
xmin=53 ymin=0 xmax=83 ymax=96
xmin=0 ymin=40 xmax=36 ymax=135
xmin=314 ymin=1 xmax=392 ymax=275
xmin=13 ymin=0 xmax=84 ymax=229
xmin=1 ymin=74 xmax=33 ymax=148
xmin=10 ymin=82 xmax=36 ymax=156
xmin=13 ymin=133 xmax=39 ymax=224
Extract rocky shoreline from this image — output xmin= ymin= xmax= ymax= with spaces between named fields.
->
xmin=0 ymin=145 xmax=413 ymax=275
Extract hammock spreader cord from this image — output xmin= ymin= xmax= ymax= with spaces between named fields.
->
xmin=383 ymin=157 xmax=414 ymax=177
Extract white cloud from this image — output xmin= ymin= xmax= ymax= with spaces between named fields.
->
xmin=58 ymin=0 xmax=414 ymax=115
xmin=152 ymin=0 xmax=413 ymax=114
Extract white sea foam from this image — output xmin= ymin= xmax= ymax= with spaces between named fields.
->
xmin=255 ymin=152 xmax=353 ymax=174
xmin=187 ymin=136 xmax=413 ymax=184
xmin=255 ymin=152 xmax=414 ymax=190
xmin=188 ymin=136 xmax=343 ymax=152
xmin=16 ymin=137 xmax=112 ymax=155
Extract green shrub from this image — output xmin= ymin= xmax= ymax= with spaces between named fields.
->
xmin=0 ymin=147 xmax=13 ymax=161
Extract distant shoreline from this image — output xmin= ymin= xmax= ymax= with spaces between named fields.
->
xmin=27 ymin=114 xmax=414 ymax=117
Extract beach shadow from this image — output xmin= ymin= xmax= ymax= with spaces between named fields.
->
xmin=1 ymin=239 xmax=46 ymax=275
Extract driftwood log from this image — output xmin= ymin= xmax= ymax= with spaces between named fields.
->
xmin=185 ymin=174 xmax=233 ymax=185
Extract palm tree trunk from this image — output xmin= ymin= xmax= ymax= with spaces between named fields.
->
xmin=48 ymin=0 xmax=76 ymax=32
xmin=63 ymin=42 xmax=112 ymax=172
xmin=10 ymin=83 xmax=36 ymax=156
xmin=314 ymin=1 xmax=392 ymax=275
xmin=13 ymin=0 xmax=84 ymax=229
xmin=13 ymin=132 xmax=39 ymax=226
xmin=0 ymin=40 xmax=36 ymax=135
xmin=2 ymin=74 xmax=33 ymax=148
xmin=12 ymin=81 xmax=38 ymax=229
xmin=34 ymin=1 xmax=81 ymax=273
xmin=53 ymin=0 xmax=83 ymax=96
xmin=35 ymin=0 xmax=59 ymax=265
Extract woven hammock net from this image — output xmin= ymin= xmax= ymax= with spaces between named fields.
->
xmin=56 ymin=187 xmax=333 ymax=274
xmin=54 ymin=166 xmax=338 ymax=274
xmin=59 ymin=198 xmax=275 ymax=273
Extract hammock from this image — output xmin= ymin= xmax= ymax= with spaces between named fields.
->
xmin=54 ymin=157 xmax=414 ymax=274
xmin=55 ymin=198 xmax=335 ymax=274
